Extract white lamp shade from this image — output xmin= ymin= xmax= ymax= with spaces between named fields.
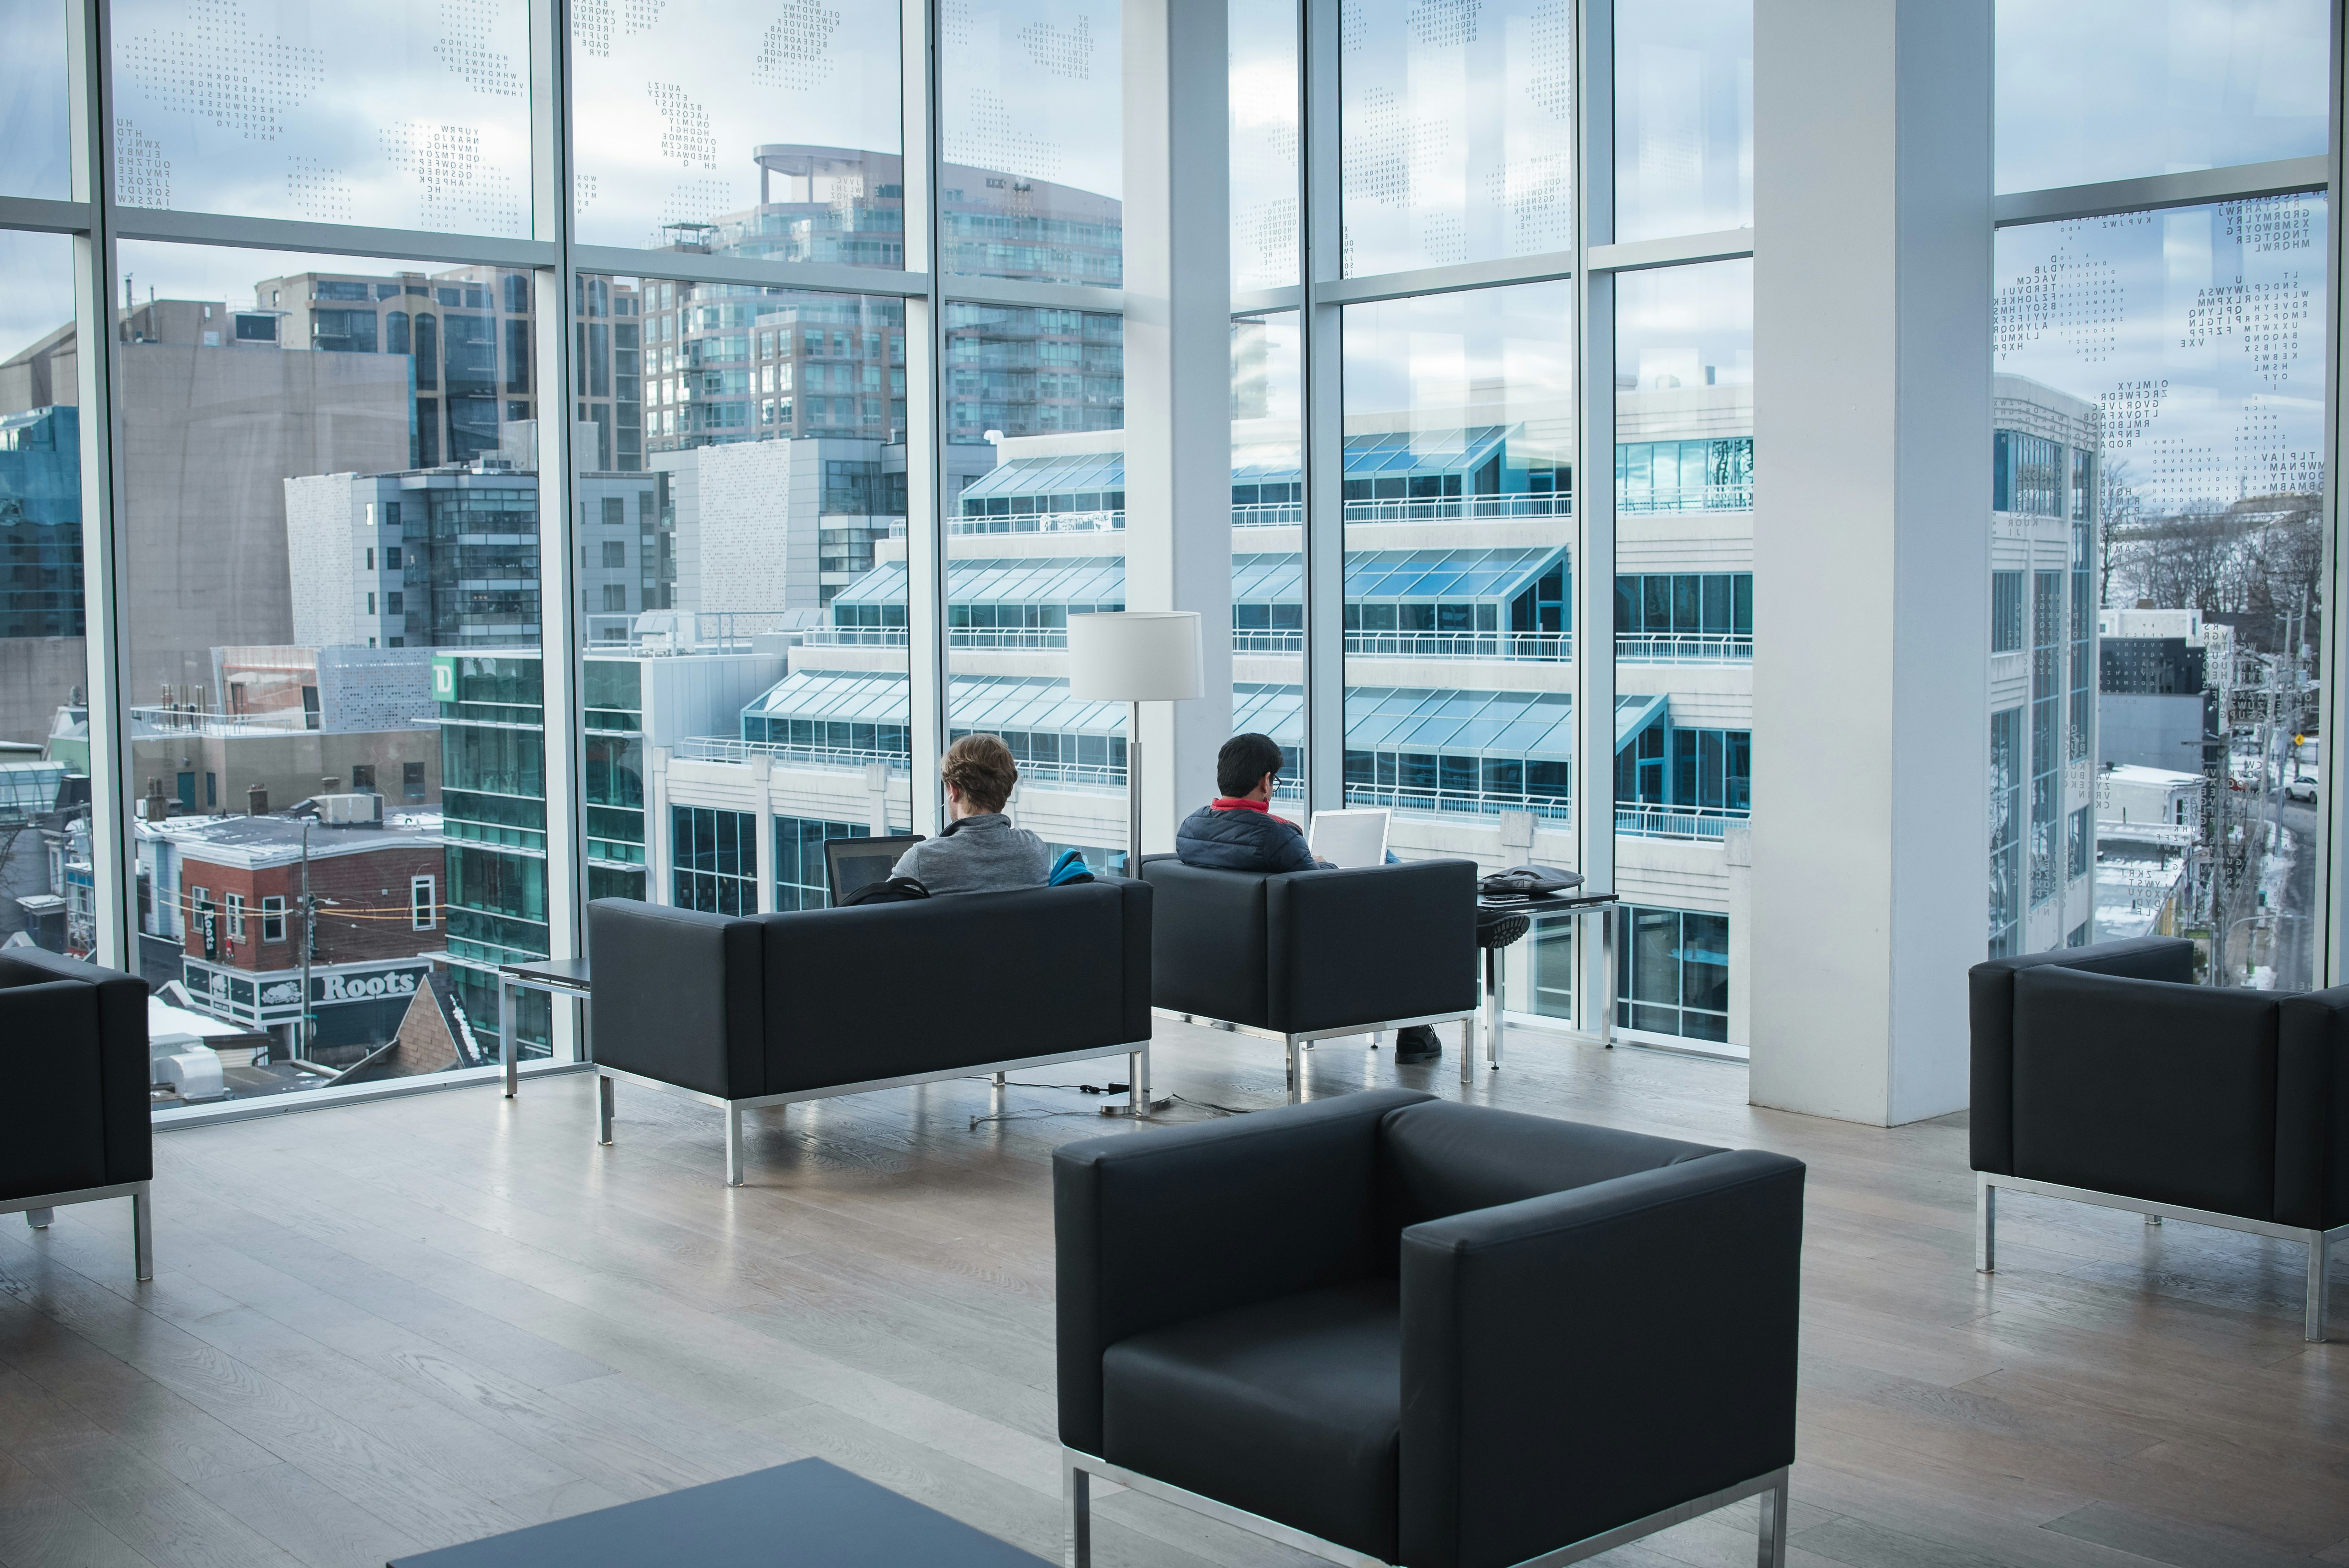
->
xmin=1066 ymin=611 xmax=1203 ymax=702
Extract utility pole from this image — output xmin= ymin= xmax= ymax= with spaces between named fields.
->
xmin=298 ymin=818 xmax=315 ymax=1060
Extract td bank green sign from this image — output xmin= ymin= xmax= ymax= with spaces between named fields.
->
xmin=431 ymin=655 xmax=458 ymax=703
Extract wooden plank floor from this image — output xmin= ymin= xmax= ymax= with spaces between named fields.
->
xmin=1 ymin=1020 xmax=2342 ymax=1568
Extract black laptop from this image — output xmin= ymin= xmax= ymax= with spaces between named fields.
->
xmin=823 ymin=834 xmax=925 ymax=905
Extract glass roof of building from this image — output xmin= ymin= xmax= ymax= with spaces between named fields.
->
xmin=744 ymin=675 xmax=1578 ymax=759
xmin=1346 ymin=687 xmax=1575 ymax=760
xmin=838 ymin=549 xmax=1562 ymax=609
xmin=959 ymin=454 xmax=1125 ymax=501
xmin=1615 ymin=693 xmax=1667 ymax=750
xmin=956 ymin=428 xmax=1519 ymax=501
xmin=834 ymin=558 xmax=1125 ymax=607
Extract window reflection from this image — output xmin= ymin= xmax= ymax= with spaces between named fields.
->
xmin=1994 ymin=194 xmax=2328 ymax=983
xmin=1341 ymin=0 xmax=1578 ymax=275
xmin=1613 ymin=0 xmax=1752 ymax=243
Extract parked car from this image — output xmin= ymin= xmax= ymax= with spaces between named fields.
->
xmin=2285 ymin=775 xmax=2319 ymax=803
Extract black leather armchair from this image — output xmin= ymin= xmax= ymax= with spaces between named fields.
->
xmin=588 ymin=880 xmax=1153 ymax=1185
xmin=1139 ymin=855 xmax=1478 ymax=1097
xmin=1971 ymin=936 xmax=2349 ymax=1341
xmin=1056 ymin=1090 xmax=1806 ymax=1568
xmin=0 ymin=947 xmax=154 ymax=1280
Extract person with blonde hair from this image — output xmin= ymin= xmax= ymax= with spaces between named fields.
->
xmin=887 ymin=733 xmax=1052 ymax=895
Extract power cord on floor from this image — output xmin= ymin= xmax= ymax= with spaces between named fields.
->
xmin=958 ymin=1077 xmax=1258 ymax=1125
xmin=1170 ymin=1093 xmax=1254 ymax=1117
xmin=968 ymin=1107 xmax=1098 ymax=1130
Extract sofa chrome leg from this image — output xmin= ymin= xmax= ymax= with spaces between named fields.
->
xmin=2146 ymin=1214 xmax=2162 ymax=1226
xmin=1285 ymin=1038 xmax=1302 ymax=1102
xmin=1756 ymin=1472 xmax=1789 ymax=1568
xmin=2308 ymin=1232 xmax=2331 ymax=1343
xmin=24 ymin=1208 xmax=52 ymax=1230
xmin=132 ymin=1186 xmax=154 ymax=1282
xmin=725 ymin=1104 xmax=746 ymax=1187
xmin=1976 ymin=1176 xmax=1995 ymax=1274
xmin=1460 ymin=1017 xmax=1474 ymax=1086
xmin=1128 ymin=1049 xmax=1150 ymax=1118
xmin=598 ymin=1075 xmax=615 ymax=1146
xmin=1063 ymin=1456 xmax=1091 ymax=1568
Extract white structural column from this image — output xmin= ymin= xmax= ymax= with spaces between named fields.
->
xmin=1749 ymin=0 xmax=1992 ymax=1124
xmin=530 ymin=0 xmax=585 ymax=1060
xmin=903 ymin=0 xmax=947 ymax=839
xmin=1575 ymin=0 xmax=1618 ymax=1032
xmin=1122 ymin=0 xmax=1233 ymax=848
xmin=1300 ymin=0 xmax=1344 ymax=815
xmin=68 ymin=0 xmax=133 ymax=969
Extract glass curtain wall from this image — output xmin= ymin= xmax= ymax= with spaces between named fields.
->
xmin=1992 ymin=0 xmax=2332 ymax=989
xmin=1603 ymin=0 xmax=1754 ymax=1052
xmin=11 ymin=0 xmax=2346 ymax=1119
xmin=597 ymin=271 xmax=916 ymax=913
xmin=1233 ymin=312 xmax=1305 ymax=813
xmin=107 ymin=239 xmax=545 ymax=1094
xmin=1610 ymin=259 xmax=1751 ymax=1047
xmin=1340 ymin=285 xmax=1578 ymax=853
xmin=0 ymin=233 xmax=84 ymax=971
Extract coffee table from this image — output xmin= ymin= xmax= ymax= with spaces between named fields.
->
xmin=388 ymin=1457 xmax=1051 ymax=1567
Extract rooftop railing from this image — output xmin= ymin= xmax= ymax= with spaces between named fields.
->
xmin=1614 ymin=803 xmax=1746 ymax=841
xmin=1232 ymin=629 xmax=1573 ymax=661
xmin=673 ymin=737 xmax=1126 ymax=792
xmin=1344 ymin=494 xmax=1570 ymax=524
xmin=945 ymin=493 xmax=1574 ymax=536
xmin=130 ymin=704 xmax=316 ymax=736
xmin=1343 ymin=784 xmax=1572 ymax=823
xmin=949 ymin=509 xmax=1124 ymax=536
xmin=1612 ymin=633 xmax=1753 ymax=663
xmin=1615 ymin=483 xmax=1753 ymax=515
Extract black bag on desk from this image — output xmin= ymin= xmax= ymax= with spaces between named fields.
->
xmin=1478 ymin=864 xmax=1581 ymax=899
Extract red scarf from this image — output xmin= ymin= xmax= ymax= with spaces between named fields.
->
xmin=1211 ymin=797 xmax=1270 ymax=813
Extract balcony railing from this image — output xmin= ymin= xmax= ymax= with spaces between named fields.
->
xmin=949 ymin=509 xmax=1124 ymax=536
xmin=676 ymin=738 xmax=910 ymax=772
xmin=1614 ymin=804 xmax=1746 ymax=841
xmin=1616 ymin=484 xmax=1753 ymax=515
xmin=1232 ymin=629 xmax=1573 ymax=661
xmin=1613 ymin=633 xmax=1752 ymax=663
xmin=674 ymin=737 xmax=1125 ymax=792
xmin=945 ymin=493 xmax=1573 ymax=537
xmin=1343 ymin=785 xmax=1572 ymax=823
xmin=1344 ymin=494 xmax=1570 ymax=524
xmin=130 ymin=704 xmax=315 ymax=736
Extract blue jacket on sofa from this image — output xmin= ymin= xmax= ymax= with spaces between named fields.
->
xmin=1174 ymin=801 xmax=1323 ymax=874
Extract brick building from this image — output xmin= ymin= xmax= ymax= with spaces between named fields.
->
xmin=139 ymin=810 xmax=447 ymax=1059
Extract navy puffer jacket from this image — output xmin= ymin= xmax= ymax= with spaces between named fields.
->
xmin=1174 ymin=804 xmax=1321 ymax=873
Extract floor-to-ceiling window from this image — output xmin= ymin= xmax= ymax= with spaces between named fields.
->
xmin=1603 ymin=0 xmax=1753 ymax=1052
xmin=6 ymin=0 xmax=2343 ymax=1121
xmin=1993 ymin=0 xmax=2331 ymax=986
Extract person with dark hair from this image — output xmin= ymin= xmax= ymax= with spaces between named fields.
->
xmin=889 ymin=734 xmax=1052 ymax=895
xmin=1173 ymin=733 xmax=1444 ymax=1062
xmin=1174 ymin=732 xmax=1324 ymax=874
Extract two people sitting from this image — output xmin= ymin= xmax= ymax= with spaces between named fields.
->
xmin=1174 ymin=732 xmax=1446 ymax=1064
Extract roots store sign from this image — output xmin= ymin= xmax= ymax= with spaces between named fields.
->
xmin=184 ymin=959 xmax=433 ymax=1033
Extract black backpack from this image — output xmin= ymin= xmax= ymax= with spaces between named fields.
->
xmin=842 ymin=875 xmax=932 ymax=906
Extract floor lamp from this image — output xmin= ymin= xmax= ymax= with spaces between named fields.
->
xmin=1066 ymin=611 xmax=1202 ymax=876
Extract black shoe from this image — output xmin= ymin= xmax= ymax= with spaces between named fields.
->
xmin=1392 ymin=1025 xmax=1441 ymax=1063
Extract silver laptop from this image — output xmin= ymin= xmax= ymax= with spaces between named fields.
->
xmin=1307 ymin=808 xmax=1391 ymax=869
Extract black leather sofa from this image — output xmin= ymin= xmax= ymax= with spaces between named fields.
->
xmin=1139 ymin=855 xmax=1479 ymax=1097
xmin=1971 ymin=936 xmax=2349 ymax=1341
xmin=588 ymin=881 xmax=1153 ymax=1184
xmin=1055 ymin=1090 xmax=1806 ymax=1568
xmin=0 ymin=947 xmax=154 ymax=1280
